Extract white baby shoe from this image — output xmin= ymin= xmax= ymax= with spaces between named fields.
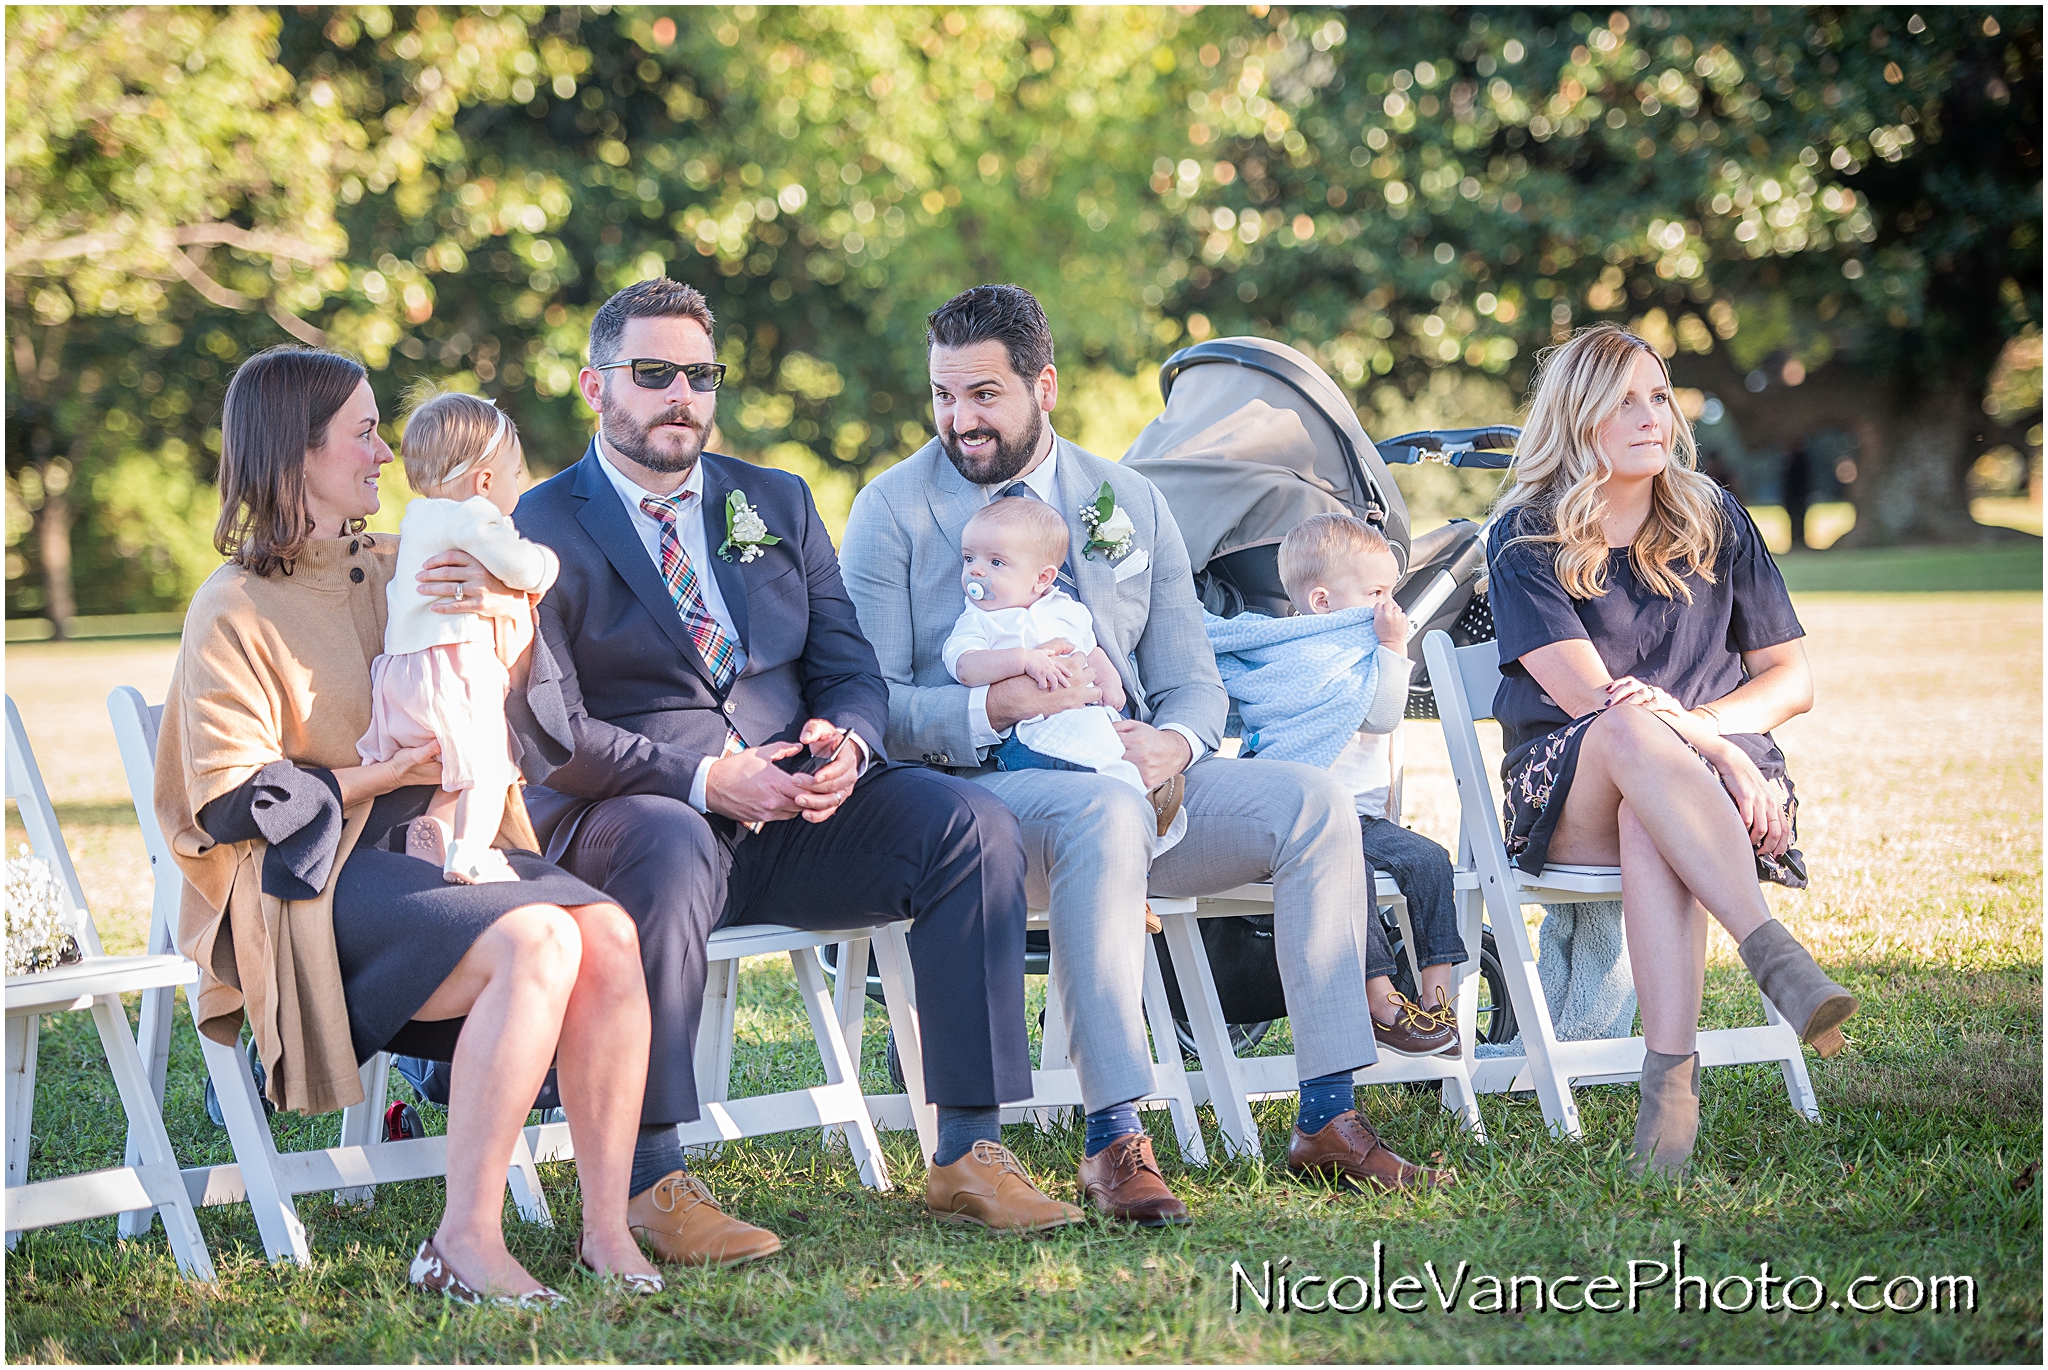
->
xmin=443 ymin=839 xmax=520 ymax=885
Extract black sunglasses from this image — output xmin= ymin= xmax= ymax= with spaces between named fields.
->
xmin=594 ymin=359 xmax=727 ymax=392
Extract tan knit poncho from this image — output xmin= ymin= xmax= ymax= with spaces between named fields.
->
xmin=156 ymin=534 xmax=535 ymax=1114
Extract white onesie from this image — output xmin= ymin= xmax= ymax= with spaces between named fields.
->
xmin=942 ymin=588 xmax=1192 ymax=852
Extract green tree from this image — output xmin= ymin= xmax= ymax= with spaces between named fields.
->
xmin=1156 ymin=5 xmax=2041 ymax=544
xmin=5 ymin=4 xmax=541 ymax=629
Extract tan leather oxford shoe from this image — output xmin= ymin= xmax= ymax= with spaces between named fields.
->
xmin=927 ymin=1140 xmax=1086 ymax=1233
xmin=627 ymin=1171 xmax=782 ymax=1268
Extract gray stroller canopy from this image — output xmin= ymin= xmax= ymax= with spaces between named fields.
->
xmin=1122 ymin=337 xmax=1412 ymax=576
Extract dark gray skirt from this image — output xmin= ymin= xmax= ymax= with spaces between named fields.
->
xmin=1501 ymin=713 xmax=1807 ymax=889
xmin=331 ymin=785 xmax=610 ymax=1064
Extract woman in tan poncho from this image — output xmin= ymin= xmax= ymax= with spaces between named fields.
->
xmin=159 ymin=346 xmax=661 ymax=1304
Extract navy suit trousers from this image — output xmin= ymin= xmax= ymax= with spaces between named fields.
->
xmin=550 ymin=764 xmax=1031 ymax=1125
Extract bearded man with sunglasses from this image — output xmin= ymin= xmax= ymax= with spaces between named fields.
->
xmin=511 ymin=278 xmax=1073 ymax=1270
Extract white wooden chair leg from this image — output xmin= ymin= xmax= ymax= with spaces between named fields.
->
xmin=119 ymin=885 xmax=181 ymax=1237
xmin=505 ymin=1126 xmax=554 ymax=1224
xmin=1027 ymin=950 xmax=1073 ymax=1133
xmin=1159 ymin=912 xmax=1260 ymax=1161
xmin=1488 ymin=897 xmax=1583 ymax=1139
xmin=685 ymin=958 xmax=738 ymax=1162
xmin=1139 ymin=937 xmax=1209 ymax=1167
xmin=790 ymin=948 xmax=891 ymax=1191
xmin=1760 ymin=990 xmax=1822 ymax=1120
xmin=199 ymin=1031 xmax=310 ymax=1265
xmin=5 ymin=1013 xmax=36 ymax=1250
xmin=118 ymin=982 xmax=179 ymax=1237
xmin=334 ymin=1055 xmax=389 ymax=1206
xmin=833 ymin=938 xmax=871 ymax=1065
xmin=871 ymin=922 xmax=936 ymax=1162
xmin=91 ymin=997 xmax=214 ymax=1279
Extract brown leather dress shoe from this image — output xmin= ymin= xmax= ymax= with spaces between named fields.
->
xmin=1372 ymin=992 xmax=1458 ymax=1058
xmin=627 ymin=1171 xmax=783 ymax=1268
xmin=1286 ymin=1110 xmax=1454 ymax=1193
xmin=928 ymin=1140 xmax=1086 ymax=1233
xmin=1077 ymin=1133 xmax=1191 ymax=1227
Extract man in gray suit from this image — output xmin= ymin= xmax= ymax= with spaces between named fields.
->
xmin=842 ymin=285 xmax=1452 ymax=1222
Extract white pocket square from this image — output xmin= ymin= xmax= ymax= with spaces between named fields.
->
xmin=1112 ymin=546 xmax=1151 ymax=582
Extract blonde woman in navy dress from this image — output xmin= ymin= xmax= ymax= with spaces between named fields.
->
xmin=1485 ymin=324 xmax=1859 ymax=1176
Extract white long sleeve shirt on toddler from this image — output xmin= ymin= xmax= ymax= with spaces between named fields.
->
xmin=383 ymin=496 xmax=560 ymax=657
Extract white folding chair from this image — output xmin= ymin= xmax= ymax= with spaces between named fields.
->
xmin=108 ymin=686 xmax=551 ymax=1266
xmin=521 ymin=918 xmax=914 ymax=1192
xmin=5 ymin=696 xmax=214 ymax=1279
xmin=1153 ymin=868 xmax=1487 ymax=1162
xmin=1421 ymin=630 xmax=1820 ymax=1139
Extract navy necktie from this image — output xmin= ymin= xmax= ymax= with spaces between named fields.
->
xmin=999 ymin=482 xmax=1078 ymax=594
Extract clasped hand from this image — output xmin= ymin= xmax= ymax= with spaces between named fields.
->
xmin=1606 ymin=675 xmax=1789 ymax=857
xmin=705 ymin=719 xmax=860 ymax=826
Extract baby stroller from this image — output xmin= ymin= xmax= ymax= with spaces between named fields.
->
xmin=1123 ymin=336 xmax=1521 ymax=1054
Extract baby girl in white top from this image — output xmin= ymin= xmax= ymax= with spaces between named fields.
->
xmin=943 ymin=496 xmax=1185 ymax=850
xmin=356 ymin=389 xmax=559 ymax=885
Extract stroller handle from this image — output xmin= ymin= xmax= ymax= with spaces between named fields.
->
xmin=1377 ymin=426 xmax=1520 ymax=469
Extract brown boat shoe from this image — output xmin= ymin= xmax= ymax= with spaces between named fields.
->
xmin=1077 ymin=1133 xmax=1191 ymax=1227
xmin=1286 ymin=1110 xmax=1455 ymax=1193
xmin=927 ymin=1140 xmax=1086 ymax=1234
xmin=1372 ymin=990 xmax=1458 ymax=1058
xmin=627 ymin=1171 xmax=782 ymax=1268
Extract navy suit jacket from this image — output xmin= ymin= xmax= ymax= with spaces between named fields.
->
xmin=515 ymin=442 xmax=889 ymax=857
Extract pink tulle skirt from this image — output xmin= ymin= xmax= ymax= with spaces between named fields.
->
xmin=357 ymin=641 xmax=514 ymax=793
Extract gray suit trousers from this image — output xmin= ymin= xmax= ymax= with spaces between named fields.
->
xmin=972 ymin=754 xmax=1379 ymax=1113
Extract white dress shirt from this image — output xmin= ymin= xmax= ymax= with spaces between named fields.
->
xmin=595 ymin=438 xmax=869 ymax=813
xmin=963 ymin=441 xmax=1208 ymax=770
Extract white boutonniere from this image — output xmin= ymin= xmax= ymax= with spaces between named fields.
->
xmin=1078 ymin=481 xmax=1137 ymax=562
xmin=718 ymin=489 xmax=782 ymax=563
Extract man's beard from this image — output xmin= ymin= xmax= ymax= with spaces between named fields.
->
xmin=601 ymin=391 xmax=707 ymax=474
xmin=939 ymin=407 xmax=1045 ymax=488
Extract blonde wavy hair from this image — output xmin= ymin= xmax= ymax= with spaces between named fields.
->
xmin=1495 ymin=323 xmax=1727 ymax=602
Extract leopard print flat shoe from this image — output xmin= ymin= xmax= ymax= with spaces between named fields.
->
xmin=409 ymin=1237 xmax=565 ymax=1309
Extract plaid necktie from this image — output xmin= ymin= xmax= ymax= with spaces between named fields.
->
xmin=640 ymin=490 xmax=741 ymax=704
xmin=999 ymin=481 xmax=1078 ymax=594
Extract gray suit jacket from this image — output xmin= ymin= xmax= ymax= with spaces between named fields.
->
xmin=841 ymin=434 xmax=1226 ymax=769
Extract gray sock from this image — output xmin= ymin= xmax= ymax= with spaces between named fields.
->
xmin=932 ymin=1105 xmax=1002 ymax=1167
xmin=628 ymin=1122 xmax=686 ymax=1198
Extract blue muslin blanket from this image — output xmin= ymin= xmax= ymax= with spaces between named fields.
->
xmin=1202 ymin=606 xmax=1383 ymax=770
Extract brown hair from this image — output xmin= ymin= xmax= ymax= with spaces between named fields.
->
xmin=964 ymin=495 xmax=1070 ymax=570
xmin=589 ymin=277 xmax=716 ymax=368
xmin=213 ymin=346 xmax=369 ymax=577
xmin=399 ymin=385 xmax=519 ymax=491
xmin=1278 ymin=512 xmax=1393 ymax=606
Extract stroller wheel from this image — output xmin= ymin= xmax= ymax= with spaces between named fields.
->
xmin=384 ymin=1100 xmax=427 ymax=1142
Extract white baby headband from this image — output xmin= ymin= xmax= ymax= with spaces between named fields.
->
xmin=439 ymin=400 xmax=513 ymax=484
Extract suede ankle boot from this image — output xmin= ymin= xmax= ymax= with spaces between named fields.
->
xmin=1737 ymin=919 xmax=1858 ymax=1057
xmin=1630 ymin=1048 xmax=1701 ymax=1177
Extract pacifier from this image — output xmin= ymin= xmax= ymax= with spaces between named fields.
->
xmin=966 ymin=581 xmax=987 ymax=601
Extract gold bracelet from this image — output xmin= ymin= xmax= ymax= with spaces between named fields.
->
xmin=1697 ymin=704 xmax=1725 ymax=735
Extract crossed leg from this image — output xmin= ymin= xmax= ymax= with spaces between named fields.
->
xmin=1545 ymin=703 xmax=1771 ymax=1056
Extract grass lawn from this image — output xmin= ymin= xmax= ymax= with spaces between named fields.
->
xmin=3 ymin=575 xmax=2039 ymax=1362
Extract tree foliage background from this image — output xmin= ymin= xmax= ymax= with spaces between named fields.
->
xmin=6 ymin=4 xmax=2040 ymax=628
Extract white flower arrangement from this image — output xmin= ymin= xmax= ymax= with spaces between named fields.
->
xmin=1078 ymin=481 xmax=1137 ymax=562
xmin=718 ymin=489 xmax=782 ymax=564
xmin=6 ymin=845 xmax=84 ymax=977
